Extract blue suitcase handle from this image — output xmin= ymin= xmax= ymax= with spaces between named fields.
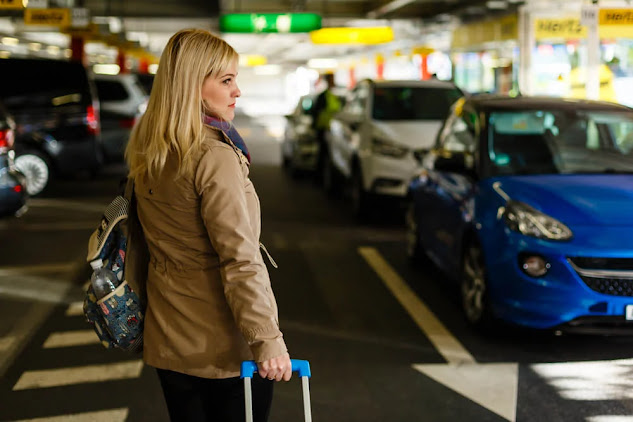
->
xmin=241 ymin=359 xmax=311 ymax=378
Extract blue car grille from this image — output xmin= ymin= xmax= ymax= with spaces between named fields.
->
xmin=569 ymin=257 xmax=633 ymax=297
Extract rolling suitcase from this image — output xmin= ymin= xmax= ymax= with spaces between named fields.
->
xmin=241 ymin=359 xmax=312 ymax=422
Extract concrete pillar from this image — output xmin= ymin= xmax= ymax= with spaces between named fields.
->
xmin=70 ymin=36 xmax=85 ymax=65
xmin=117 ymin=48 xmax=127 ymax=73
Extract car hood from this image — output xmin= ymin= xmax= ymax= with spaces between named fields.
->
xmin=492 ymin=175 xmax=633 ymax=226
xmin=371 ymin=120 xmax=442 ymax=150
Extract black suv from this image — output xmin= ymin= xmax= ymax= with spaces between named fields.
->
xmin=0 ymin=58 xmax=102 ymax=196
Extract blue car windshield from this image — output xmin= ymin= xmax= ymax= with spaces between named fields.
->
xmin=488 ymin=109 xmax=633 ymax=175
xmin=372 ymin=87 xmax=462 ymax=121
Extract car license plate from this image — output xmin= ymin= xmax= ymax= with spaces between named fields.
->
xmin=626 ymin=305 xmax=633 ymax=320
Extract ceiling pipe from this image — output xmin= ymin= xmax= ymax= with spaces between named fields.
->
xmin=367 ymin=0 xmax=418 ymax=18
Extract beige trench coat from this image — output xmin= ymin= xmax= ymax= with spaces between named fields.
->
xmin=135 ymin=126 xmax=287 ymax=379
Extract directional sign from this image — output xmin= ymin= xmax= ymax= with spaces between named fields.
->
xmin=24 ymin=8 xmax=71 ymax=27
xmin=0 ymin=0 xmax=25 ymax=10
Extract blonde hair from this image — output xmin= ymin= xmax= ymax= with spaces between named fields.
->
xmin=125 ymin=28 xmax=238 ymax=179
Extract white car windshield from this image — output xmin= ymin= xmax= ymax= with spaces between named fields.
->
xmin=372 ymin=86 xmax=463 ymax=121
xmin=488 ymin=109 xmax=633 ymax=176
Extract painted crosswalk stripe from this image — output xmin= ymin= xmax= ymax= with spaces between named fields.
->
xmin=42 ymin=330 xmax=99 ymax=349
xmin=10 ymin=408 xmax=128 ymax=422
xmin=65 ymin=301 xmax=84 ymax=317
xmin=0 ymin=335 xmax=16 ymax=352
xmin=13 ymin=360 xmax=143 ymax=391
xmin=0 ymin=263 xmax=75 ymax=276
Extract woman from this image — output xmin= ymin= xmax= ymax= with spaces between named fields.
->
xmin=125 ymin=28 xmax=292 ymax=422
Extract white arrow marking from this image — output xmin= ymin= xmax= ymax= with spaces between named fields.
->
xmin=359 ymin=247 xmax=518 ymax=422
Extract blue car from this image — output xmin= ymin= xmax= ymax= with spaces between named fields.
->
xmin=407 ymin=95 xmax=633 ymax=332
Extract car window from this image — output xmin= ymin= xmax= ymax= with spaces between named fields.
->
xmin=443 ymin=116 xmax=476 ymax=153
xmin=344 ymin=84 xmax=368 ymax=118
xmin=371 ymin=86 xmax=462 ymax=121
xmin=488 ymin=109 xmax=633 ymax=175
xmin=95 ymin=80 xmax=129 ymax=101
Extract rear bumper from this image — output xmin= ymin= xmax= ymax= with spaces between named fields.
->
xmin=359 ymin=152 xmax=419 ymax=197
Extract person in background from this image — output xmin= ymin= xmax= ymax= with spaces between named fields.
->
xmin=125 ymin=28 xmax=292 ymax=422
xmin=311 ymin=73 xmax=342 ymax=178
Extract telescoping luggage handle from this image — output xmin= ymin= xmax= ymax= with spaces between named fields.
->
xmin=241 ymin=359 xmax=312 ymax=422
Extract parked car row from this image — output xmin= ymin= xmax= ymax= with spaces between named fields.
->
xmin=0 ymin=57 xmax=149 ymax=199
xmin=284 ymin=80 xmax=633 ymax=334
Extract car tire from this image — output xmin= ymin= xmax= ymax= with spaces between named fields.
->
xmin=322 ymin=153 xmax=339 ymax=196
xmin=14 ymin=151 xmax=51 ymax=196
xmin=350 ymin=165 xmax=369 ymax=220
xmin=405 ymin=201 xmax=423 ymax=261
xmin=461 ymin=240 xmax=493 ymax=329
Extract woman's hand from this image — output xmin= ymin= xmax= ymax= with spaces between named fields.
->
xmin=257 ymin=352 xmax=292 ymax=382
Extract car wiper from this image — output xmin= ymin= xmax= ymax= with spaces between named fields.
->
xmin=566 ymin=169 xmax=633 ymax=174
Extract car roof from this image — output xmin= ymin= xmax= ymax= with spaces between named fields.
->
xmin=465 ymin=94 xmax=633 ymax=113
xmin=367 ymin=79 xmax=459 ymax=89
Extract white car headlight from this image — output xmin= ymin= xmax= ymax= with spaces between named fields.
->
xmin=372 ymin=138 xmax=408 ymax=158
xmin=502 ymin=200 xmax=573 ymax=241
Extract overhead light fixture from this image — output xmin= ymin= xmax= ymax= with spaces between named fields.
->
xmin=254 ymin=64 xmax=281 ymax=76
xmin=220 ymin=13 xmax=321 ymax=33
xmin=307 ymin=58 xmax=338 ymax=69
xmin=486 ymin=0 xmax=508 ymax=9
xmin=367 ymin=0 xmax=417 ymax=18
xmin=46 ymin=45 xmax=60 ymax=55
xmin=28 ymin=42 xmax=41 ymax=51
xmin=93 ymin=64 xmax=120 ymax=75
xmin=1 ymin=37 xmax=18 ymax=46
xmin=310 ymin=27 xmax=394 ymax=44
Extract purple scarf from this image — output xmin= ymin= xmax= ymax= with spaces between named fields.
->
xmin=203 ymin=115 xmax=251 ymax=164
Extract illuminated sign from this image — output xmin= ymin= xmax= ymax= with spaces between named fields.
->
xmin=24 ymin=8 xmax=71 ymax=26
xmin=310 ymin=27 xmax=394 ymax=45
xmin=534 ymin=18 xmax=586 ymax=40
xmin=0 ymin=0 xmax=25 ymax=9
xmin=599 ymin=9 xmax=633 ymax=25
xmin=220 ymin=13 xmax=321 ymax=33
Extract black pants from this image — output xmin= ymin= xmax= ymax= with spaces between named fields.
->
xmin=156 ymin=368 xmax=274 ymax=422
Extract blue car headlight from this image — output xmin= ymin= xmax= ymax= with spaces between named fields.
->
xmin=502 ymin=200 xmax=573 ymax=241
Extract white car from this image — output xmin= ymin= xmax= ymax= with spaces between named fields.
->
xmin=94 ymin=73 xmax=149 ymax=162
xmin=324 ymin=79 xmax=463 ymax=218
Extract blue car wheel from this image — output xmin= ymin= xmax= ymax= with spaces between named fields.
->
xmin=461 ymin=240 xmax=493 ymax=327
xmin=406 ymin=201 xmax=422 ymax=260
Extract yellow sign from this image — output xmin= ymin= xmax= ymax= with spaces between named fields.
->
xmin=599 ymin=9 xmax=633 ymax=25
xmin=24 ymin=8 xmax=71 ymax=27
xmin=534 ymin=18 xmax=587 ymax=40
xmin=310 ymin=27 xmax=393 ymax=45
xmin=452 ymin=14 xmax=518 ymax=49
xmin=599 ymin=8 xmax=633 ymax=38
xmin=0 ymin=0 xmax=24 ymax=9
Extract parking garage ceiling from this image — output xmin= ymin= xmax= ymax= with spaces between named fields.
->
xmin=2 ymin=0 xmax=521 ymax=66
xmin=79 ymin=0 xmax=504 ymax=21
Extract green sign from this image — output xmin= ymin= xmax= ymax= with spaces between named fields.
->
xmin=220 ymin=13 xmax=321 ymax=33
